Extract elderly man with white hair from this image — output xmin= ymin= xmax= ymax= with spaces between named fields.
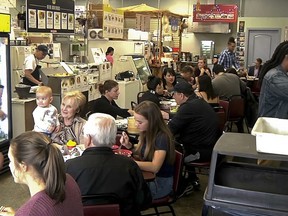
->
xmin=65 ymin=113 xmax=151 ymax=216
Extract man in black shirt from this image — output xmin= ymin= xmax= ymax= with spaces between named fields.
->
xmin=168 ymin=82 xmax=219 ymax=159
xmin=66 ymin=113 xmax=151 ymax=215
xmin=167 ymin=82 xmax=219 ymax=193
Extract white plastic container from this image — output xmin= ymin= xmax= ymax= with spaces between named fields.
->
xmin=251 ymin=117 xmax=288 ymax=155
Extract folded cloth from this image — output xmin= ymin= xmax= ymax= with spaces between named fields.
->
xmin=184 ymin=152 xmax=200 ymax=163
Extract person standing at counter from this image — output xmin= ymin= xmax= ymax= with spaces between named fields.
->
xmin=21 ymin=45 xmax=49 ymax=86
xmin=218 ymin=37 xmax=240 ymax=70
xmin=92 ymin=80 xmax=133 ymax=119
xmin=259 ymin=41 xmax=288 ymax=119
xmin=105 ymin=47 xmax=114 ymax=66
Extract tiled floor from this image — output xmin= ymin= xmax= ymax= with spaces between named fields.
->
xmin=0 ymin=124 xmax=248 ymax=215
xmin=0 ymin=171 xmax=208 ymax=215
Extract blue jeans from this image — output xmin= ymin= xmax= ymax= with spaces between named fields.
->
xmin=148 ymin=176 xmax=173 ymax=200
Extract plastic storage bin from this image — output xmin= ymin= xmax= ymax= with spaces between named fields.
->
xmin=204 ymin=133 xmax=288 ymax=216
xmin=251 ymin=117 xmax=288 ymax=155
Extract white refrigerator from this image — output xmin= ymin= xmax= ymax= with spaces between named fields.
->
xmin=10 ymin=46 xmax=33 ymax=97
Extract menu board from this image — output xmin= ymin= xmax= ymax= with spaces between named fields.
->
xmin=193 ymin=4 xmax=238 ymax=23
xmin=0 ymin=13 xmax=11 ymax=33
xmin=102 ymin=5 xmax=124 ymax=39
xmin=26 ymin=0 xmax=74 ymax=33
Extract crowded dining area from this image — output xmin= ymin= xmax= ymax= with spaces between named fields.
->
xmin=1 ymin=0 xmax=288 ymax=215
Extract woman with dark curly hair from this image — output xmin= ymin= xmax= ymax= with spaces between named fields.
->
xmin=258 ymin=41 xmax=288 ymax=118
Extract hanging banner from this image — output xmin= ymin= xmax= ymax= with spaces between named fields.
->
xmin=26 ymin=0 xmax=75 ymax=33
xmin=193 ymin=4 xmax=238 ymax=23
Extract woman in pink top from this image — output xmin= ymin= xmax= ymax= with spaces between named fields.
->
xmin=1 ymin=131 xmax=83 ymax=216
xmin=106 ymin=46 xmax=114 ymax=65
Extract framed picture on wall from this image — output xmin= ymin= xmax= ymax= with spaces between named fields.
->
xmin=239 ymin=21 xmax=245 ymax=32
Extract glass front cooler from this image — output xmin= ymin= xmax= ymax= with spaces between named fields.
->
xmin=0 ymin=36 xmax=11 ymax=143
xmin=0 ymin=13 xmax=12 ymax=173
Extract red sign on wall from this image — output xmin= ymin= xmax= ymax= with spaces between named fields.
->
xmin=193 ymin=4 xmax=238 ymax=23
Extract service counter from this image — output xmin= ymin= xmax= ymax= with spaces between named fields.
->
xmin=12 ymin=98 xmax=37 ymax=138
xmin=115 ymin=80 xmax=140 ymax=109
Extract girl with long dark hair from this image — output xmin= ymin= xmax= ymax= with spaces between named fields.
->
xmin=120 ymin=101 xmax=175 ymax=199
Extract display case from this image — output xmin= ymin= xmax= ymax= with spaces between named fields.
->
xmin=0 ymin=14 xmax=12 ymax=173
xmin=114 ymin=54 xmax=151 ymax=90
xmin=116 ymin=54 xmax=151 ymax=84
xmin=131 ymin=55 xmax=151 ymax=84
xmin=200 ymin=40 xmax=214 ymax=64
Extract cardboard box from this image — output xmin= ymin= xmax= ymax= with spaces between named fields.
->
xmin=251 ymin=117 xmax=288 ymax=155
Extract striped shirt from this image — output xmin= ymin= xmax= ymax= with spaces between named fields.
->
xmin=218 ymin=49 xmax=240 ymax=70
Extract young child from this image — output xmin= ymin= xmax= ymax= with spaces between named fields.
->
xmin=33 ymin=86 xmax=59 ymax=136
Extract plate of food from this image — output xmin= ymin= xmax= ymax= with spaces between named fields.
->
xmin=111 ymin=145 xmax=119 ymax=150
xmin=113 ymin=149 xmax=132 ymax=157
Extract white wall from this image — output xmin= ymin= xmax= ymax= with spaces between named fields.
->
xmin=238 ymin=17 xmax=288 ymax=41
xmin=182 ymin=32 xmax=234 ymax=56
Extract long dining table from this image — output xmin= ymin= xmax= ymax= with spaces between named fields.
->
xmin=62 ymin=144 xmax=155 ymax=182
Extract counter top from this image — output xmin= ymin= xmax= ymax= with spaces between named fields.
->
xmin=12 ymin=97 xmax=36 ymax=104
xmin=214 ymin=133 xmax=288 ymax=161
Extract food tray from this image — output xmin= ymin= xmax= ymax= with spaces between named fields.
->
xmin=251 ymin=117 xmax=288 ymax=155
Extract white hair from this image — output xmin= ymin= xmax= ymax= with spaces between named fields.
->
xmin=84 ymin=113 xmax=117 ymax=147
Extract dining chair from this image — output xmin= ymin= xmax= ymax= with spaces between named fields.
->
xmin=131 ymin=101 xmax=138 ymax=109
xmin=213 ymin=106 xmax=228 ymax=135
xmin=137 ymin=91 xmax=146 ymax=104
xmin=250 ymin=79 xmax=260 ymax=98
xmin=226 ymin=95 xmax=250 ymax=133
xmin=82 ymin=193 xmax=121 ymax=216
xmin=141 ymin=150 xmax=184 ymax=216
xmin=219 ymin=100 xmax=229 ymax=122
